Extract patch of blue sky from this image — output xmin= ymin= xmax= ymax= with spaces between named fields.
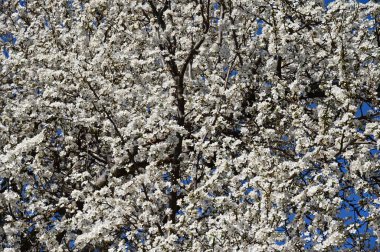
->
xmin=275 ymin=239 xmax=286 ymax=246
xmin=288 ymin=213 xmax=296 ymax=222
xmin=336 ymin=156 xmax=349 ymax=174
xmin=25 ymin=210 xmax=37 ymax=217
xmin=162 ymin=172 xmax=170 ymax=182
xmin=36 ymin=88 xmax=43 ymax=96
xmin=338 ymin=190 xmax=369 ymax=226
xmin=146 ymin=104 xmax=151 ymax=114
xmin=67 ymin=0 xmax=74 ymax=8
xmin=229 ymin=69 xmax=238 ymax=77
xmin=240 ymin=179 xmax=248 ymax=186
xmin=176 ymin=209 xmax=185 ymax=215
xmin=119 ymin=227 xmax=132 ymax=245
xmin=28 ymin=224 xmax=36 ymax=233
xmin=264 ymin=82 xmax=273 ymax=88
xmin=44 ymin=17 xmax=50 ymax=28
xmin=3 ymin=47 xmax=10 ymax=58
xmin=369 ymin=149 xmax=379 ymax=159
xmin=324 ymin=0 xmax=335 ymax=7
xmin=197 ymin=207 xmax=203 ymax=216
xmin=355 ymin=102 xmax=372 ymax=118
xmin=164 ymin=187 xmax=171 ymax=195
xmin=355 ymin=103 xmax=380 ymax=148
xmin=223 ymin=66 xmax=238 ymax=78
xmin=33 ymin=176 xmax=39 ymax=188
xmin=275 ymin=213 xmax=296 ymax=246
xmin=21 ymin=183 xmax=30 ymax=202
xmin=65 ymin=0 xmax=76 ymax=15
xmin=125 ymin=241 xmax=135 ymax=252
xmin=46 ymin=223 xmax=55 ymax=231
xmin=180 ymin=176 xmax=192 ymax=185
xmin=307 ymin=102 xmax=318 ymax=109
xmin=197 ymin=206 xmax=213 ymax=218
xmin=210 ymin=167 xmax=217 ymax=175
xmin=338 ymin=222 xmax=377 ymax=250
xmin=304 ymin=213 xmax=315 ymax=226
xmin=240 ymin=179 xmax=255 ymax=195
xmin=207 ymin=192 xmax=216 ymax=198
xmin=303 ymin=233 xmax=314 ymax=250
xmin=256 ymin=19 xmax=264 ymax=36
xmin=136 ymin=229 xmax=146 ymax=244
xmin=51 ymin=212 xmax=63 ymax=221
xmin=56 ymin=128 xmax=64 ymax=137
xmin=244 ymin=187 xmax=254 ymax=195
xmin=69 ymin=240 xmax=75 ymax=250
xmin=19 ymin=0 xmax=27 ymax=7
xmin=212 ymin=17 xmax=219 ymax=25
xmin=0 ymin=33 xmax=17 ymax=44
xmin=176 ymin=235 xmax=187 ymax=244
xmin=93 ymin=19 xmax=99 ymax=28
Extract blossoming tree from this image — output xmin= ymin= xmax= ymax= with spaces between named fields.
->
xmin=1 ymin=0 xmax=380 ymax=251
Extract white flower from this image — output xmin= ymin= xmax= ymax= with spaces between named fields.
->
xmin=307 ymin=185 xmax=320 ymax=197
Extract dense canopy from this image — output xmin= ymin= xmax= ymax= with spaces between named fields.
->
xmin=1 ymin=0 xmax=380 ymax=251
